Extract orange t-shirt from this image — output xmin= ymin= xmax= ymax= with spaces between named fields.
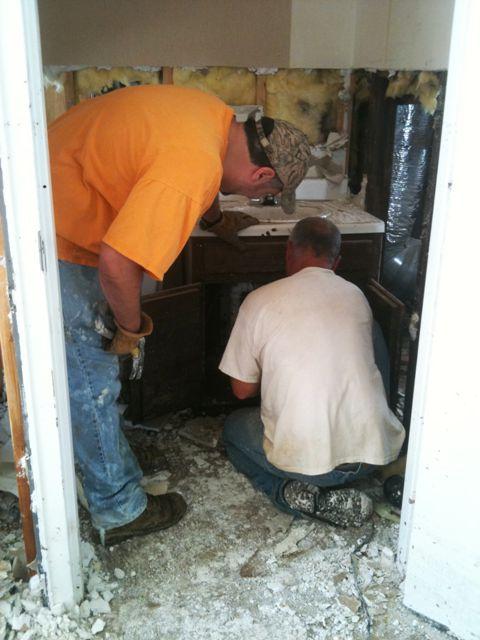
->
xmin=48 ymin=85 xmax=233 ymax=280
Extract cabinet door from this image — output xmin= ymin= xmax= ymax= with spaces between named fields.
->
xmin=365 ymin=279 xmax=405 ymax=409
xmin=124 ymin=284 xmax=204 ymax=422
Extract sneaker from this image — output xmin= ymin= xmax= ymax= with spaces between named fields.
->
xmin=282 ymin=481 xmax=373 ymax=528
xmin=95 ymin=493 xmax=187 ymax=546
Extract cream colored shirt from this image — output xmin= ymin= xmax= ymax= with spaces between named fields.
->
xmin=219 ymin=267 xmax=405 ymax=475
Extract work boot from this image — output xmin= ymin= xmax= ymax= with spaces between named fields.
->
xmin=282 ymin=481 xmax=373 ymax=528
xmin=97 ymin=493 xmax=187 ymax=546
xmin=124 ymin=430 xmax=169 ymax=477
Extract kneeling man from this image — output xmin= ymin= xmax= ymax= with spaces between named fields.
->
xmin=219 ymin=217 xmax=405 ymax=527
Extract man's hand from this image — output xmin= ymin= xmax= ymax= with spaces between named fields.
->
xmin=200 ymin=210 xmax=259 ymax=248
xmin=98 ymin=242 xmax=144 ymax=333
xmin=106 ymin=312 xmax=153 ymax=356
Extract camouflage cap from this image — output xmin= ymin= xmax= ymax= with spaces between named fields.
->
xmin=252 ymin=112 xmax=311 ymax=214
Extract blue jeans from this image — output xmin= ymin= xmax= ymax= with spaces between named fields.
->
xmin=223 ymin=408 xmax=374 ymax=516
xmin=59 ymin=261 xmax=147 ymax=530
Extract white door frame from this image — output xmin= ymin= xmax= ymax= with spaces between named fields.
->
xmin=398 ymin=1 xmax=480 ymax=638
xmin=0 ymin=0 xmax=83 ymax=610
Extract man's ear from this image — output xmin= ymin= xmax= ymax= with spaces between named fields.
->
xmin=251 ymin=166 xmax=276 ymax=183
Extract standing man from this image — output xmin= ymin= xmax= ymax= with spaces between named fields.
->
xmin=49 ymin=84 xmax=310 ymax=544
xmin=220 ymin=217 xmax=405 ymax=527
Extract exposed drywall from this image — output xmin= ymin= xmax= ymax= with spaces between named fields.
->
xmin=385 ymin=0 xmax=454 ymax=70
xmin=352 ymin=1 xmax=391 ymax=71
xmin=38 ymin=0 xmax=292 ymax=68
xmin=173 ymin=68 xmax=256 ymax=106
xmin=265 ymin=69 xmax=343 ymax=144
xmin=291 ymin=0 xmax=453 ymax=70
xmin=38 ymin=0 xmax=453 ymax=71
xmin=289 ymin=0 xmax=356 ymax=69
xmin=353 ymin=0 xmax=454 ymax=70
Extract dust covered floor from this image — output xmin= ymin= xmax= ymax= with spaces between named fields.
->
xmin=0 ymin=411 xmax=457 ymax=640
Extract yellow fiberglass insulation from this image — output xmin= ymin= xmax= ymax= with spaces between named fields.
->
xmin=75 ymin=67 xmax=160 ymax=101
xmin=173 ymin=67 xmax=256 ymax=105
xmin=386 ymin=71 xmax=441 ymax=115
xmin=265 ymin=69 xmax=343 ymax=144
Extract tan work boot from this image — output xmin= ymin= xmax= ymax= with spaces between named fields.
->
xmin=96 ymin=493 xmax=187 ymax=546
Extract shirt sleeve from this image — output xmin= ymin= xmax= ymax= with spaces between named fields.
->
xmin=102 ymin=179 xmax=203 ymax=280
xmin=219 ymin=301 xmax=261 ymax=383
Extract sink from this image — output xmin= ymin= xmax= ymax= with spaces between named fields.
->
xmin=219 ymin=196 xmax=331 ymax=223
xmin=193 ymin=196 xmax=385 ymax=236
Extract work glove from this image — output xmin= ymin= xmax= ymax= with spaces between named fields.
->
xmin=199 ymin=210 xmax=259 ymax=249
xmin=106 ymin=312 xmax=154 ymax=356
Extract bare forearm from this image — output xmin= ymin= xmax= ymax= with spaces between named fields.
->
xmin=230 ymin=378 xmax=260 ymax=400
xmin=98 ymin=243 xmax=143 ymax=332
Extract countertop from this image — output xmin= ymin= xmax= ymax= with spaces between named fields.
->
xmin=192 ymin=197 xmax=385 ymax=237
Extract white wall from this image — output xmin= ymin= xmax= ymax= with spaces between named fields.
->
xmin=398 ymin=0 xmax=480 ymax=637
xmin=290 ymin=0 xmax=356 ymax=68
xmin=291 ymin=0 xmax=454 ymax=69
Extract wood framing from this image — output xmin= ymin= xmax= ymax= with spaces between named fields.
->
xmin=44 ymin=71 xmax=75 ymax=124
xmin=255 ymin=74 xmax=267 ymax=108
xmin=0 ymin=225 xmax=36 ymax=569
xmin=162 ymin=66 xmax=174 ymax=84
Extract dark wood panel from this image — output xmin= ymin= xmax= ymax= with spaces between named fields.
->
xmin=365 ymin=279 xmax=405 ymax=410
xmin=186 ymin=234 xmax=383 ymax=287
xmin=127 ymin=284 xmax=204 ymax=421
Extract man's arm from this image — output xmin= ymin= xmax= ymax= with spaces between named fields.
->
xmin=98 ymin=242 xmax=143 ymax=332
xmin=230 ymin=378 xmax=260 ymax=400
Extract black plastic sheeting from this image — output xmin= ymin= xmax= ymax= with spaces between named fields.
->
xmin=382 ymin=104 xmax=433 ymax=303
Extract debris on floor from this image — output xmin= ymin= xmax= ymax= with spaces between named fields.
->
xmin=0 ymin=410 xmax=458 ymax=639
xmin=178 ymin=415 xmax=224 ymax=450
xmin=0 ymin=526 xmax=119 ymax=639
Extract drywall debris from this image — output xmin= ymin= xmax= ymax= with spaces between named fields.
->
xmin=173 ymin=67 xmax=256 ymax=105
xmin=374 ymin=501 xmax=401 ymax=523
xmin=179 ymin=416 xmax=224 ymax=450
xmin=0 ymin=526 xmax=118 ymax=638
xmin=89 ymin=596 xmax=111 ymax=615
xmin=91 ymin=618 xmax=105 ymax=634
xmin=273 ymin=523 xmax=315 ymax=557
xmin=338 ymin=594 xmax=361 ymax=613
xmin=114 ymin=567 xmax=125 ymax=580
xmin=264 ymin=512 xmax=294 ymax=537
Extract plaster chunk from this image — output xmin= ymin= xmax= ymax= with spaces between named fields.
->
xmin=89 ymin=596 xmax=111 ymax=615
xmin=91 ymin=618 xmax=106 ymax=635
